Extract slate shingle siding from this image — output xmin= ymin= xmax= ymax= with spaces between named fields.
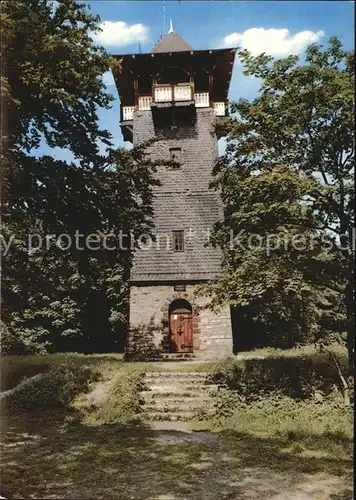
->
xmin=151 ymin=32 xmax=193 ymax=53
xmin=131 ymin=108 xmax=224 ymax=282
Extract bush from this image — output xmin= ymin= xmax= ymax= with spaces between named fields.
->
xmin=208 ymin=352 xmax=349 ymax=402
xmin=0 ymin=322 xmax=50 ymax=355
xmin=86 ymin=368 xmax=145 ymax=425
xmin=212 ymin=394 xmax=353 ymax=442
xmin=3 ymin=364 xmax=97 ymax=412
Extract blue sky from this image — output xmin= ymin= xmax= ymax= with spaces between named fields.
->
xmin=40 ymin=0 xmax=355 ymax=157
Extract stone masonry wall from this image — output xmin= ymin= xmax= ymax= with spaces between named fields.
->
xmin=127 ymin=284 xmax=233 ymax=360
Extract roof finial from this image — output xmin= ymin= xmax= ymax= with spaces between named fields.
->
xmin=168 ymin=19 xmax=174 ymax=33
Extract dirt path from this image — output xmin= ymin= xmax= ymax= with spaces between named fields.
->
xmin=147 ymin=421 xmax=352 ymax=500
xmin=1 ymin=413 xmax=352 ymax=500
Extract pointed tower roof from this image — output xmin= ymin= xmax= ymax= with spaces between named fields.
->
xmin=152 ymin=24 xmax=192 ymax=53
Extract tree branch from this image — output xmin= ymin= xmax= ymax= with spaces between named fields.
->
xmin=318 ymin=343 xmax=351 ymax=405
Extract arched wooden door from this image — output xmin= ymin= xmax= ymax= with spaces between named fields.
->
xmin=169 ymin=300 xmax=193 ymax=353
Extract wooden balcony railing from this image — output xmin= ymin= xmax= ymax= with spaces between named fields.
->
xmin=138 ymin=96 xmax=152 ymax=111
xmin=122 ymin=106 xmax=135 ymax=121
xmin=153 ymin=85 xmax=173 ymax=103
xmin=174 ymin=84 xmax=192 ymax=101
xmin=153 ymin=83 xmax=193 ymax=103
xmin=195 ymin=92 xmax=210 ymax=108
xmin=122 ymin=95 xmax=226 ymax=120
xmin=213 ymin=102 xmax=226 ymax=116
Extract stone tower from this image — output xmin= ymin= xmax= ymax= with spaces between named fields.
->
xmin=113 ymin=28 xmax=236 ymax=360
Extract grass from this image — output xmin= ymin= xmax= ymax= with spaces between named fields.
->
xmin=192 ymin=390 xmax=353 ymax=462
xmin=207 ymin=343 xmax=352 ymax=405
xmin=0 ymin=352 xmax=124 ymax=392
xmin=1 ymin=344 xmax=353 ymax=498
xmin=2 ymin=343 xmax=348 ymax=392
xmin=79 ymin=367 xmax=146 ymax=425
xmin=1 ymin=409 xmax=353 ymax=499
xmin=1 ymin=352 xmax=221 ymax=392
xmin=234 ymin=343 xmax=348 ymax=362
xmin=207 ymin=396 xmax=353 ymax=450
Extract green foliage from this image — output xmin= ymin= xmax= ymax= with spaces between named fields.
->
xmin=1 ymin=1 xmax=156 ymax=353
xmin=214 ymin=395 xmax=353 ymax=442
xmin=2 ymin=147 xmax=156 ymax=354
xmin=87 ymin=369 xmax=146 ymax=424
xmin=1 ymin=0 xmax=117 ymax=159
xmin=210 ymin=37 xmax=354 ymax=361
xmin=4 ymin=364 xmax=97 ymax=412
xmin=1 ymin=321 xmax=50 ymax=355
xmin=208 ymin=351 xmax=350 ymax=403
xmin=209 ymin=351 xmax=354 ymax=428
xmin=210 ymin=388 xmax=242 ymax=419
xmin=0 ymin=352 xmax=125 ymax=391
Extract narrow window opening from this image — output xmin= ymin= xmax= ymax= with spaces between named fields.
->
xmin=170 ymin=147 xmax=182 ymax=169
xmin=173 ymin=230 xmax=185 ymax=252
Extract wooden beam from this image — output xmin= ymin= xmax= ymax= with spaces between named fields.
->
xmin=133 ymin=78 xmax=138 ymax=107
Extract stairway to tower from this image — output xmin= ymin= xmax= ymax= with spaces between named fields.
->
xmin=141 ymin=371 xmax=218 ymax=421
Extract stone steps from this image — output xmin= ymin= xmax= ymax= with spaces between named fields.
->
xmin=146 ymin=383 xmax=217 ymax=392
xmin=143 ymin=401 xmax=212 ymax=412
xmin=132 ymin=353 xmax=198 ymax=362
xmin=145 ymin=411 xmax=196 ymax=422
xmin=141 ymin=393 xmax=211 ymax=402
xmin=145 ymin=371 xmax=209 ymax=378
xmin=141 ymin=390 xmax=197 ymax=398
xmin=142 ymin=394 xmax=217 ymax=402
xmin=141 ymin=370 xmax=216 ymax=422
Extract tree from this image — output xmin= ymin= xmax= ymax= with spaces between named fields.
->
xmin=1 ymin=0 xmax=115 ymax=164
xmin=210 ymin=38 xmax=354 ymax=366
xmin=2 ymin=147 xmax=156 ymax=353
xmin=1 ymin=1 xmax=156 ymax=353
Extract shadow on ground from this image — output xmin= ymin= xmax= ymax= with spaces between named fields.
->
xmin=0 ymin=412 xmax=353 ymax=500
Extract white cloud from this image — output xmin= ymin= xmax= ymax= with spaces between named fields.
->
xmin=221 ymin=28 xmax=324 ymax=56
xmin=93 ymin=21 xmax=149 ymax=47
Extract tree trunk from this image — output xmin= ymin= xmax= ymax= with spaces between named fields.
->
xmin=345 ymin=263 xmax=354 ymax=373
xmin=319 ymin=343 xmax=351 ymax=406
xmin=340 ymin=228 xmax=354 ymax=373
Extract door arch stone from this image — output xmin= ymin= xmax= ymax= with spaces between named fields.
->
xmin=169 ymin=299 xmax=193 ymax=353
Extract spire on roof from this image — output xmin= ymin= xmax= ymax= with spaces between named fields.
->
xmin=151 ymin=26 xmax=192 ymax=53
